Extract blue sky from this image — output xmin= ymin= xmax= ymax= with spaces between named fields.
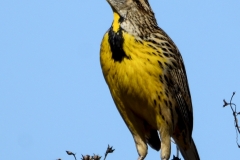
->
xmin=1 ymin=1 xmax=240 ymax=160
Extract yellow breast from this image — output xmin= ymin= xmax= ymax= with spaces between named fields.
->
xmin=100 ymin=29 xmax=172 ymax=128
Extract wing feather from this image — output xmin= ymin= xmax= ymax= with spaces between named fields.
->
xmin=170 ymin=57 xmax=193 ymax=135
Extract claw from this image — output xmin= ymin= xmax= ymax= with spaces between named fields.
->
xmin=137 ymin=156 xmax=145 ymax=160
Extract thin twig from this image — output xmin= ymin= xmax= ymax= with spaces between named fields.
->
xmin=223 ymin=92 xmax=240 ymax=148
xmin=104 ymin=145 xmax=115 ymax=160
xmin=176 ymin=146 xmax=179 ymax=158
xmin=66 ymin=151 xmax=77 ymax=160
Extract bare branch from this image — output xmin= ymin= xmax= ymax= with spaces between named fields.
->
xmin=61 ymin=145 xmax=114 ymax=160
xmin=223 ymin=92 xmax=240 ymax=147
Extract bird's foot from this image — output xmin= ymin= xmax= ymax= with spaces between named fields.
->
xmin=137 ymin=156 xmax=145 ymax=160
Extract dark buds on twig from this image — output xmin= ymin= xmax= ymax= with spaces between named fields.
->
xmin=104 ymin=145 xmax=115 ymax=160
xmin=172 ymin=155 xmax=181 ymax=160
xmin=66 ymin=150 xmax=77 ymax=160
xmin=81 ymin=154 xmax=91 ymax=160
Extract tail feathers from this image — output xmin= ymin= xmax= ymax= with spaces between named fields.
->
xmin=146 ymin=129 xmax=161 ymax=151
xmin=179 ymin=138 xmax=200 ymax=160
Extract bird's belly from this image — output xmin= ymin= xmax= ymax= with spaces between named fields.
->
xmin=104 ymin=57 xmax=167 ymax=128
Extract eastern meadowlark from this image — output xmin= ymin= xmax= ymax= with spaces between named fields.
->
xmin=100 ymin=0 xmax=200 ymax=160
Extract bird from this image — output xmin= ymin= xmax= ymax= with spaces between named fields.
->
xmin=100 ymin=0 xmax=200 ymax=160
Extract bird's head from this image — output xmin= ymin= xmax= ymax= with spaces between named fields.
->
xmin=106 ymin=0 xmax=158 ymax=36
xmin=106 ymin=0 xmax=131 ymax=18
xmin=106 ymin=0 xmax=152 ymax=18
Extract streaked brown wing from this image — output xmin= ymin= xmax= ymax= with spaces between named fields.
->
xmin=170 ymin=57 xmax=193 ymax=135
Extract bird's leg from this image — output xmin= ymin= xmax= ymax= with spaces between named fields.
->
xmin=133 ymin=134 xmax=148 ymax=160
xmin=159 ymin=129 xmax=171 ymax=160
xmin=116 ymin=105 xmax=148 ymax=160
xmin=137 ymin=155 xmax=146 ymax=160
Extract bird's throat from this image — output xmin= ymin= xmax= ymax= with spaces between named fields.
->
xmin=112 ymin=12 xmax=121 ymax=32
